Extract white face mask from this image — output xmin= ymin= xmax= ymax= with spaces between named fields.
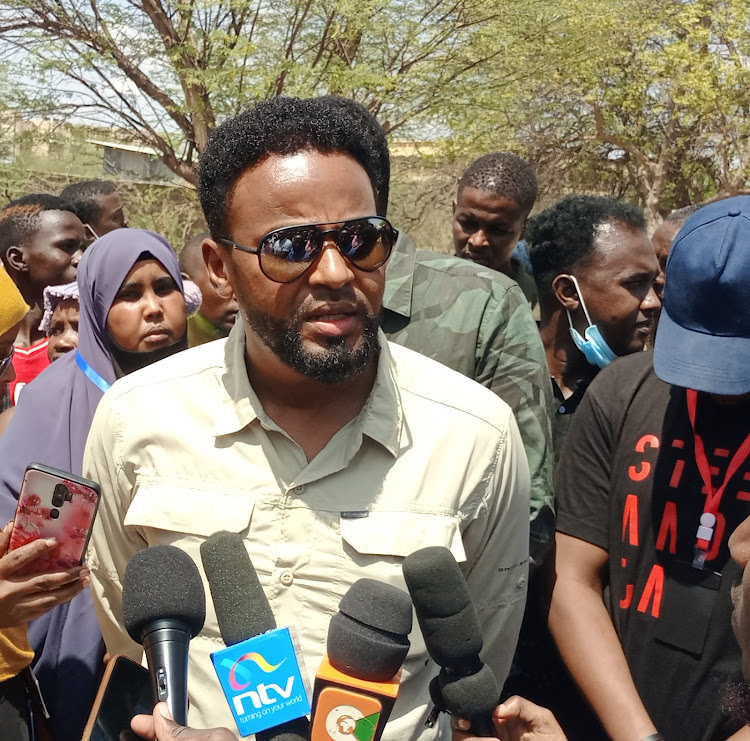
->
xmin=565 ymin=275 xmax=617 ymax=369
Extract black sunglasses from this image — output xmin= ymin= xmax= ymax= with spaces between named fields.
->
xmin=218 ymin=216 xmax=397 ymax=284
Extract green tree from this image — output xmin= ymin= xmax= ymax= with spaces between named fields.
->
xmin=533 ymin=0 xmax=750 ymax=223
xmin=0 ymin=0 xmax=551 ymax=185
xmin=440 ymin=0 xmax=750 ymax=224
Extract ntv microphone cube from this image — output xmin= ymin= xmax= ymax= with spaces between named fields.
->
xmin=211 ymin=627 xmax=311 ymax=737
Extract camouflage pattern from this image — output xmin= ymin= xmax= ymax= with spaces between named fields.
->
xmin=509 ymin=258 xmax=540 ymax=321
xmin=383 ymin=231 xmax=555 ymax=567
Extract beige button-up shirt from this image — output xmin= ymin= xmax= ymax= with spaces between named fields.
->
xmin=84 ymin=323 xmax=530 ymax=741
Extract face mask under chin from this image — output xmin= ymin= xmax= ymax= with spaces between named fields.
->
xmin=568 ymin=322 xmax=618 ymax=369
xmin=565 ymin=275 xmax=618 ymax=370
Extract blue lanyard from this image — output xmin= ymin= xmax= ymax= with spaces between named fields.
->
xmin=75 ymin=351 xmax=111 ymax=393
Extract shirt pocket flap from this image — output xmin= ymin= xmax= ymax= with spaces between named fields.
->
xmin=340 ymin=511 xmax=466 ymax=563
xmin=124 ymin=483 xmax=254 ymax=537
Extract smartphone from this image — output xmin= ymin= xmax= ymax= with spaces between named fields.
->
xmin=8 ymin=463 xmax=101 ymax=574
xmin=81 ymin=654 xmax=155 ymax=741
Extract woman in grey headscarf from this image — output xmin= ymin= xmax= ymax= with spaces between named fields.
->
xmin=0 ymin=228 xmax=188 ymax=741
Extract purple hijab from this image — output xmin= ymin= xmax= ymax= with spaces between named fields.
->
xmin=0 ymin=228 xmax=184 ymax=741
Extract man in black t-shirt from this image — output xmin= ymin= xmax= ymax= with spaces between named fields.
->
xmin=504 ymin=196 xmax=660 ymax=741
xmin=526 ymin=195 xmax=661 ymax=465
xmin=550 ymin=197 xmax=750 ymax=741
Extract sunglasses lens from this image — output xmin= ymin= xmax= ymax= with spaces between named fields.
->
xmin=257 ymin=218 xmax=395 ymax=282
xmin=259 ymin=227 xmax=321 ymax=282
xmin=339 ymin=219 xmax=392 ymax=270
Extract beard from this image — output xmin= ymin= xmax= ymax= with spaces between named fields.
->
xmin=243 ymin=299 xmax=380 ymax=384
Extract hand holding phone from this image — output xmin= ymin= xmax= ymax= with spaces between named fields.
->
xmin=0 ymin=520 xmax=89 ymax=628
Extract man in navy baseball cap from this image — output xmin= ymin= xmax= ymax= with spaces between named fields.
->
xmin=548 ymin=195 xmax=750 ymax=741
xmin=655 ymin=196 xmax=750 ymax=395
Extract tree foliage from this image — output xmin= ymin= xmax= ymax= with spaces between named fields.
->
xmin=0 ymin=0 xmax=749 ymax=222
xmin=0 ymin=0 xmax=553 ymax=185
xmin=493 ymin=0 xmax=750 ymax=222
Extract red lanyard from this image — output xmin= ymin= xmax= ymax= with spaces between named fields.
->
xmin=688 ymin=389 xmax=750 ymax=567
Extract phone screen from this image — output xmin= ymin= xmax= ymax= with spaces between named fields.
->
xmin=86 ymin=656 xmax=154 ymax=741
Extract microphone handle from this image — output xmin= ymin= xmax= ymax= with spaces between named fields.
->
xmin=469 ymin=714 xmax=497 ymax=738
xmin=256 ymin=715 xmax=310 ymax=741
xmin=142 ymin=618 xmax=192 ymax=726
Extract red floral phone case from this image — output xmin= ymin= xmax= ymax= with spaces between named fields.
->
xmin=9 ymin=464 xmax=101 ymax=574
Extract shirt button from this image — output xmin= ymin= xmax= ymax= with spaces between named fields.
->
xmin=516 ymin=575 xmax=527 ymax=590
xmin=293 ymin=485 xmax=305 ymax=494
xmin=280 ymin=570 xmax=294 ymax=586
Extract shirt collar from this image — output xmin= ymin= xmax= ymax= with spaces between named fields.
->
xmin=360 ymin=334 xmax=402 ymax=457
xmin=382 ymin=230 xmax=417 ymax=319
xmin=551 ymin=374 xmax=595 ymax=414
xmin=211 ymin=320 xmax=265 ymax=436
xmin=212 ymin=322 xmax=402 ymax=458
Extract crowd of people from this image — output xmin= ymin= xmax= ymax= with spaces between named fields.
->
xmin=0 ymin=94 xmax=747 ymax=741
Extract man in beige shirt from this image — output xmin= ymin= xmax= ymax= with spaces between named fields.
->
xmin=84 ymin=96 xmax=530 ymax=741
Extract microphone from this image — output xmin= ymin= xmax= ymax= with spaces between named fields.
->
xmin=402 ymin=546 xmax=499 ymax=737
xmin=200 ymin=531 xmax=310 ymax=741
xmin=122 ymin=544 xmax=206 ymax=726
xmin=310 ymin=578 xmax=413 ymax=741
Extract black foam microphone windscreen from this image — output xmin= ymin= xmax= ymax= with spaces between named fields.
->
xmin=402 ymin=546 xmax=499 ymax=736
xmin=200 ymin=531 xmax=309 ymax=741
xmin=402 ymin=545 xmax=483 ymax=671
xmin=122 ymin=545 xmax=206 ymax=725
xmin=327 ymin=577 xmax=413 ymax=682
xmin=122 ymin=544 xmax=206 ymax=642
xmin=199 ymin=529 xmax=275 ymax=644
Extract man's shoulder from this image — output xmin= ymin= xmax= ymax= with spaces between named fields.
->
xmin=588 ymin=350 xmax=659 ymax=393
xmin=387 ymin=340 xmax=513 ymax=433
xmin=407 ymin=249 xmax=532 ymax=337
xmin=583 ymin=350 xmax=668 ymax=420
xmin=411 ymin=248 xmax=518 ymax=293
xmin=105 ymin=339 xmax=226 ymax=402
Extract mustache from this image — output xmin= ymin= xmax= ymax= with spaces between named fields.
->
xmin=295 ymin=292 xmax=372 ymax=320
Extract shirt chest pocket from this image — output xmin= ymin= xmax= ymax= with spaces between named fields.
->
xmin=340 ymin=511 xmax=467 ymax=565
xmin=339 ymin=511 xmax=467 ymax=679
xmin=124 ymin=483 xmax=255 ymax=545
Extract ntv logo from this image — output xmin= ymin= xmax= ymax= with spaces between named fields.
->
xmin=212 ymin=626 xmax=311 ymax=734
xmin=223 ymin=651 xmax=296 ymax=715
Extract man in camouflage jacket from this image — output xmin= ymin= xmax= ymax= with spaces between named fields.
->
xmin=383 ymin=231 xmax=555 ymax=567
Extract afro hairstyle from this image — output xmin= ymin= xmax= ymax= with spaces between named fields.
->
xmin=198 ymin=96 xmax=390 ymax=238
xmin=457 ymin=152 xmax=538 ymax=212
xmin=527 ymin=194 xmax=646 ymax=301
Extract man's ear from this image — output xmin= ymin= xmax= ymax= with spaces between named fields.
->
xmin=5 ymin=246 xmax=26 ymax=274
xmin=551 ymin=274 xmax=580 ymax=312
xmin=451 ymin=199 xmax=457 ymax=216
xmin=203 ymin=239 xmax=233 ymax=299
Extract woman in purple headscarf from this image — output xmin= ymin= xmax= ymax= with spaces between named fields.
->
xmin=0 ymin=229 xmax=188 ymax=741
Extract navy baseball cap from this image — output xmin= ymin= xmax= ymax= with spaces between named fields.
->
xmin=654 ymin=196 xmax=750 ymax=394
